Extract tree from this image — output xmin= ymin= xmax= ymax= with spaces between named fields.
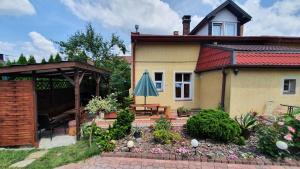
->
xmin=41 ymin=58 xmax=47 ymax=64
xmin=54 ymin=53 xmax=62 ymax=62
xmin=28 ymin=55 xmax=36 ymax=64
xmin=48 ymin=54 xmax=54 ymax=63
xmin=57 ymin=23 xmax=126 ymax=65
xmin=17 ymin=54 xmax=27 ymax=65
xmin=57 ymin=23 xmax=130 ymax=101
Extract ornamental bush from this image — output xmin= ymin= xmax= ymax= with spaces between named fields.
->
xmin=110 ymin=108 xmax=135 ymax=140
xmin=186 ymin=109 xmax=241 ymax=142
xmin=153 ymin=129 xmax=181 ymax=144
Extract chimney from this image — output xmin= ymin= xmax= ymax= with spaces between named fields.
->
xmin=182 ymin=15 xmax=191 ymax=35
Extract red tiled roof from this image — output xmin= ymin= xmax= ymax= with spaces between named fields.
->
xmin=195 ymin=45 xmax=300 ymax=72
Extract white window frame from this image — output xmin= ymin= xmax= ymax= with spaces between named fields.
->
xmin=174 ymin=72 xmax=193 ymax=101
xmin=282 ymin=78 xmax=297 ymax=95
xmin=154 ymin=71 xmax=164 ymax=92
xmin=224 ymin=22 xmax=237 ymax=36
xmin=212 ymin=22 xmax=223 ymax=36
xmin=212 ymin=21 xmax=237 ymax=36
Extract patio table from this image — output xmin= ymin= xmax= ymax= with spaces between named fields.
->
xmin=130 ymin=104 xmax=160 ymax=116
xmin=280 ymin=104 xmax=300 ymax=115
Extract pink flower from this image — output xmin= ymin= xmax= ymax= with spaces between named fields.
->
xmin=277 ymin=122 xmax=284 ymax=126
xmin=284 ymin=133 xmax=293 ymax=141
xmin=287 ymin=126 xmax=296 ymax=133
xmin=295 ymin=114 xmax=300 ymax=121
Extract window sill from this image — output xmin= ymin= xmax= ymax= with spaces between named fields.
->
xmin=175 ymin=99 xmax=192 ymax=101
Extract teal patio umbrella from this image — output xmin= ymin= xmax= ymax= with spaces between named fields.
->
xmin=134 ymin=70 xmax=159 ymax=104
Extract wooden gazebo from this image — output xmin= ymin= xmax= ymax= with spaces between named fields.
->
xmin=0 ymin=61 xmax=109 ymax=147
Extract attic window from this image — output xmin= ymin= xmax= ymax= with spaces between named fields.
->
xmin=211 ymin=22 xmax=237 ymax=36
xmin=212 ymin=23 xmax=222 ymax=36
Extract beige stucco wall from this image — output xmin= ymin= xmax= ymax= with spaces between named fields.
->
xmin=228 ymin=69 xmax=300 ymax=117
xmin=134 ymin=42 xmax=201 ymax=111
xmin=198 ymin=70 xmax=223 ymax=109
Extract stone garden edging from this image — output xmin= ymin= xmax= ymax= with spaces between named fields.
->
xmin=101 ymin=152 xmax=300 ymax=167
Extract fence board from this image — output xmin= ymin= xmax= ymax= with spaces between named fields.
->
xmin=0 ymin=80 xmax=36 ymax=147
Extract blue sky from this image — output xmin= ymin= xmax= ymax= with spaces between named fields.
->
xmin=0 ymin=0 xmax=299 ymax=62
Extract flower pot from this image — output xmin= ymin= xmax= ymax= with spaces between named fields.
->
xmin=104 ymin=111 xmax=117 ymax=119
xmin=242 ymin=130 xmax=251 ymax=139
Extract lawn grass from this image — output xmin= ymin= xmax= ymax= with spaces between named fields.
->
xmin=0 ymin=149 xmax=34 ymax=169
xmin=27 ymin=141 xmax=101 ymax=169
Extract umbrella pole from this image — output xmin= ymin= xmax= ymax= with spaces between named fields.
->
xmin=144 ymin=96 xmax=146 ymax=113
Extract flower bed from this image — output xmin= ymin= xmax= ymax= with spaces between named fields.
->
xmin=110 ymin=126 xmax=299 ymax=166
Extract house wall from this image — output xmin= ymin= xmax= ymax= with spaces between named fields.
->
xmin=198 ymin=70 xmax=223 ymax=109
xmin=196 ymin=9 xmax=238 ymax=35
xmin=228 ymin=69 xmax=300 ymax=117
xmin=134 ymin=42 xmax=201 ymax=111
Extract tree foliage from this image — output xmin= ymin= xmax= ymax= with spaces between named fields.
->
xmin=57 ymin=23 xmax=130 ymax=100
xmin=48 ymin=54 xmax=55 ymax=63
xmin=41 ymin=58 xmax=47 ymax=64
xmin=54 ymin=53 xmax=62 ymax=62
xmin=17 ymin=54 xmax=27 ymax=65
xmin=57 ymin=23 xmax=126 ymax=64
xmin=28 ymin=55 xmax=36 ymax=64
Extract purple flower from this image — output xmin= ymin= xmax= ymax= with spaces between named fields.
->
xmin=176 ymin=147 xmax=191 ymax=155
xmin=150 ymin=147 xmax=164 ymax=154
xmin=228 ymin=154 xmax=238 ymax=160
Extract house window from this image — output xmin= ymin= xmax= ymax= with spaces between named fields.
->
xmin=175 ymin=73 xmax=192 ymax=100
xmin=212 ymin=23 xmax=222 ymax=36
xmin=154 ymin=72 xmax=163 ymax=91
xmin=225 ymin=22 xmax=236 ymax=36
xmin=211 ymin=22 xmax=237 ymax=36
xmin=283 ymin=79 xmax=296 ymax=94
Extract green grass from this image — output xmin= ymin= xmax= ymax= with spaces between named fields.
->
xmin=0 ymin=149 xmax=34 ymax=169
xmin=27 ymin=141 xmax=101 ymax=169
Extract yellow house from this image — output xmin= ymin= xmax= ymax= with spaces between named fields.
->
xmin=131 ymin=0 xmax=300 ymax=117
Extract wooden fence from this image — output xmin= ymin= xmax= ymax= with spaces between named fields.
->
xmin=0 ymin=81 xmax=37 ymax=147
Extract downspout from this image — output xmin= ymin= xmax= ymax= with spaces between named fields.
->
xmin=220 ymin=68 xmax=227 ymax=109
xmin=132 ymin=40 xmax=136 ymax=103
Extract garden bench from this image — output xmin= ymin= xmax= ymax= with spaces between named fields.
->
xmin=130 ymin=104 xmax=160 ymax=116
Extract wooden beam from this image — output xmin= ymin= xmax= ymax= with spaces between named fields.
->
xmin=58 ymin=68 xmax=75 ymax=86
xmin=32 ymin=71 xmax=38 ymax=148
xmin=74 ymin=69 xmax=81 ymax=141
xmin=95 ymin=74 xmax=100 ymax=96
xmin=79 ymin=71 xmax=86 ymax=85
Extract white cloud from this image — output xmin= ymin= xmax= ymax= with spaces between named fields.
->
xmin=61 ymin=0 xmax=184 ymax=34
xmin=0 ymin=0 xmax=36 ymax=16
xmin=0 ymin=32 xmax=58 ymax=62
xmin=199 ymin=0 xmax=224 ymax=8
xmin=240 ymin=0 xmax=300 ymax=36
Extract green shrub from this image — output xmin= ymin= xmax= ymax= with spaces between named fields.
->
xmin=186 ymin=109 xmax=241 ymax=142
xmin=82 ymin=123 xmax=105 ymax=139
xmin=154 ymin=116 xmax=171 ymax=130
xmin=110 ymin=109 xmax=135 ymax=140
xmin=153 ymin=129 xmax=181 ymax=144
xmin=235 ymin=112 xmax=257 ymax=139
xmin=233 ymin=136 xmax=246 ymax=146
xmin=96 ymin=139 xmax=116 ymax=152
xmin=256 ymin=125 xmax=283 ymax=158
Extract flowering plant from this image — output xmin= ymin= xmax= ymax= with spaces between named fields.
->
xmin=150 ymin=147 xmax=164 ymax=154
xmin=257 ymin=110 xmax=300 ymax=158
xmin=176 ymin=147 xmax=190 ymax=158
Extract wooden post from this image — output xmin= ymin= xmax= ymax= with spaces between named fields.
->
xmin=49 ymin=78 xmax=53 ymax=118
xmin=32 ymin=71 xmax=38 ymax=147
xmin=74 ymin=69 xmax=81 ymax=140
xmin=96 ymin=74 xmax=100 ymax=96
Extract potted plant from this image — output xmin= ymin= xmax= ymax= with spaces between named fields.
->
xmin=177 ymin=106 xmax=191 ymax=117
xmin=104 ymin=93 xmax=120 ymax=119
xmin=234 ymin=112 xmax=257 ymax=139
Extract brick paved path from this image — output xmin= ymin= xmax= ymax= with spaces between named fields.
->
xmin=57 ymin=156 xmax=300 ymax=169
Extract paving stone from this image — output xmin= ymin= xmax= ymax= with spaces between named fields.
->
xmin=26 ymin=150 xmax=48 ymax=159
xmin=9 ymin=159 xmax=36 ymax=168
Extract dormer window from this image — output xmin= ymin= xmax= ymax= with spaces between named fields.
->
xmin=212 ymin=22 xmax=222 ymax=36
xmin=225 ymin=22 xmax=237 ymax=36
xmin=212 ymin=22 xmax=237 ymax=36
